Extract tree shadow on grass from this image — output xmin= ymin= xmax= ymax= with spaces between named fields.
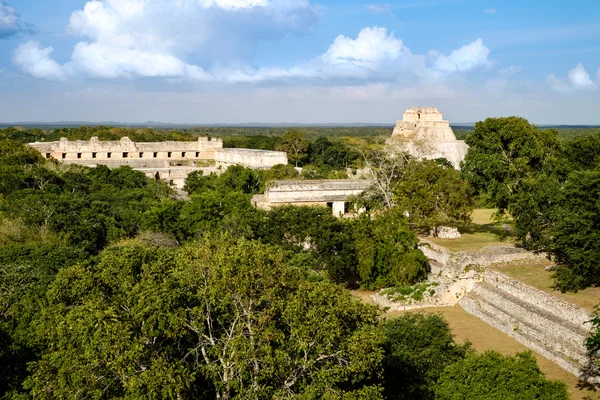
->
xmin=458 ymin=221 xmax=516 ymax=243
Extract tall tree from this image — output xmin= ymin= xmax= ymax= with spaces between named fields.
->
xmin=382 ymin=313 xmax=471 ymax=400
xmin=350 ymin=208 xmax=428 ymax=289
xmin=394 ymin=159 xmax=472 ymax=234
xmin=461 ymin=117 xmax=560 ymax=213
xmin=350 ymin=139 xmax=410 ymax=210
xmin=277 ymin=130 xmax=309 ymax=168
xmin=26 ymin=239 xmax=385 ymax=399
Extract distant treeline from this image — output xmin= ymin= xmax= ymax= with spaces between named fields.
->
xmin=0 ymin=125 xmax=391 ymax=144
xmin=454 ymin=127 xmax=600 ymax=141
xmin=2 ymin=124 xmax=599 ymax=146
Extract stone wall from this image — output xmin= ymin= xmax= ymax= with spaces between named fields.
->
xmin=460 ymin=270 xmax=592 ymax=377
xmin=215 ymin=148 xmax=287 ymax=169
xmin=419 ymin=238 xmax=545 ymax=278
xmin=484 ymin=269 xmax=590 ymax=326
xmin=29 ymin=136 xmax=223 ymax=165
xmin=263 ymin=179 xmax=372 ymax=203
xmin=252 ymin=179 xmax=372 ymax=216
xmin=28 ymin=137 xmax=289 ymax=187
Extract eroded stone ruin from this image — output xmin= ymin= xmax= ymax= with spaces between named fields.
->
xmin=252 ymin=179 xmax=372 ymax=217
xmin=28 ymin=136 xmax=288 ymax=188
xmin=386 ymin=107 xmax=469 ymax=169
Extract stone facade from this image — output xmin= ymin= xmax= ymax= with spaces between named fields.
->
xmin=386 ymin=107 xmax=469 ymax=169
xmin=29 ymin=136 xmax=224 ymax=167
xmin=215 ymin=148 xmax=288 ymax=169
xmin=28 ymin=137 xmax=288 ymax=188
xmin=252 ymin=179 xmax=372 ymax=216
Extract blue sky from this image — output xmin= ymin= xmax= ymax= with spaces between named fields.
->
xmin=0 ymin=0 xmax=599 ymax=124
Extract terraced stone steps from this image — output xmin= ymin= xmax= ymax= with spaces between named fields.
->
xmin=474 ymin=283 xmax=588 ymax=349
xmin=459 ymin=274 xmax=592 ymax=378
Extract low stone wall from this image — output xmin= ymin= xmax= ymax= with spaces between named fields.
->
xmin=264 ymin=179 xmax=372 ymax=203
xmin=215 ymin=148 xmax=287 ymax=169
xmin=419 ymin=239 xmax=545 ymax=278
xmin=484 ymin=269 xmax=591 ymax=326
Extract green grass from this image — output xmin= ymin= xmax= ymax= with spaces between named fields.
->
xmin=492 ymin=262 xmax=600 ymax=312
xmin=425 ymin=209 xmax=516 ymax=252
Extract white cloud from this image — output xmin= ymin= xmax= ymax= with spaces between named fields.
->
xmin=484 ymin=8 xmax=496 ymax=14
xmin=12 ymin=2 xmax=491 ymax=85
xmin=14 ymin=0 xmax=318 ymax=80
xmin=230 ymin=28 xmax=490 ymax=83
xmin=428 ymin=38 xmax=491 ymax=74
xmin=568 ymin=63 xmax=596 ymax=90
xmin=12 ymin=41 xmax=68 ymax=81
xmin=546 ymin=74 xmax=570 ymax=93
xmin=321 ymin=27 xmax=408 ymax=69
xmin=0 ymin=0 xmax=20 ymax=38
xmin=548 ymin=63 xmax=598 ymax=92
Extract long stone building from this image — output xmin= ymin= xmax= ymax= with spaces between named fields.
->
xmin=386 ymin=107 xmax=468 ymax=169
xmin=28 ymin=136 xmax=288 ymax=188
xmin=252 ymin=179 xmax=372 ymax=216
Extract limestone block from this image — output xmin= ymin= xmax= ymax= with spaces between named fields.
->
xmin=432 ymin=226 xmax=461 ymax=239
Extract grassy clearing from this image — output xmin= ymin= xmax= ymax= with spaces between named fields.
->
xmin=425 ymin=208 xmax=516 ymax=252
xmin=427 ymin=231 xmax=516 ymax=252
xmin=492 ymin=262 xmax=600 ymax=312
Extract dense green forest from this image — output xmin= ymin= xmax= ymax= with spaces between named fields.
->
xmin=2 ymin=124 xmax=598 ymax=147
xmin=2 ymin=121 xmax=600 ymax=398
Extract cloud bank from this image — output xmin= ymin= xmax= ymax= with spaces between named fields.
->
xmin=548 ymin=63 xmax=599 ymax=92
xmin=11 ymin=0 xmax=491 ymax=84
xmin=0 ymin=0 xmax=23 ymax=38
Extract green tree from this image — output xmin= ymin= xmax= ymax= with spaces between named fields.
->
xmin=383 ymin=313 xmax=471 ymax=400
xmin=548 ymin=169 xmax=600 ymax=290
xmin=435 ymin=351 xmax=569 ymax=400
xmin=395 ymin=159 xmax=472 ymax=234
xmin=254 ymin=205 xmax=357 ymax=282
xmin=350 ymin=208 xmax=428 ymax=289
xmin=26 ymin=239 xmax=385 ymax=399
xmin=277 ymin=130 xmax=309 ymax=167
xmin=585 ymin=307 xmax=600 ymax=388
xmin=262 ymin=163 xmax=299 ymax=183
xmin=461 ymin=117 xmax=560 ymax=213
xmin=308 ymin=136 xmax=358 ymax=170
xmin=350 ymin=140 xmax=410 ymax=210
xmin=0 ymin=244 xmax=87 ymax=398
xmin=185 ymin=166 xmax=262 ymax=195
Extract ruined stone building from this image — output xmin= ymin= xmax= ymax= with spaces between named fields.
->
xmin=386 ymin=107 xmax=468 ymax=169
xmin=28 ymin=136 xmax=288 ymax=188
xmin=252 ymin=180 xmax=372 ymax=216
